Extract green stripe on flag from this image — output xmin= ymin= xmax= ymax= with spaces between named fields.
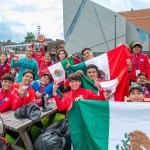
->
xmin=68 ymin=100 xmax=109 ymax=150
xmin=81 ymin=74 xmax=98 ymax=94
xmin=61 ymin=58 xmax=74 ymax=69
xmin=67 ymin=62 xmax=87 ymax=75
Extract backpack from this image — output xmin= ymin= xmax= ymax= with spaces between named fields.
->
xmin=34 ymin=119 xmax=71 ymax=150
xmin=0 ymin=137 xmax=10 ymax=150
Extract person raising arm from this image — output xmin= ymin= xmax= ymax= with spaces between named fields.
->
xmin=53 ymin=72 xmax=105 ymax=111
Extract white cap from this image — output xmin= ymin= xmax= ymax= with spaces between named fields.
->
xmin=9 ymin=49 xmax=14 ymax=53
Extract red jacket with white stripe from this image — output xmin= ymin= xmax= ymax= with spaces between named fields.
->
xmin=10 ymin=83 xmax=36 ymax=107
xmin=0 ymin=63 xmax=10 ymax=81
xmin=0 ymin=89 xmax=22 ymax=113
xmin=129 ymin=53 xmax=150 ymax=81
xmin=54 ymin=87 xmax=105 ymax=111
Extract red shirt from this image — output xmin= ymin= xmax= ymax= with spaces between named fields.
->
xmin=129 ymin=53 xmax=150 ymax=81
xmin=0 ymin=63 xmax=10 ymax=81
xmin=11 ymin=83 xmax=36 ymax=107
xmin=0 ymin=89 xmax=22 ymax=113
xmin=33 ymin=55 xmax=44 ymax=69
xmin=54 ymin=87 xmax=105 ymax=111
xmin=74 ymin=57 xmax=82 ymax=64
xmin=39 ymin=62 xmax=53 ymax=76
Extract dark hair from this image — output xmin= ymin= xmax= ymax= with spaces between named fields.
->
xmin=86 ymin=64 xmax=99 ymax=73
xmin=56 ymin=49 xmax=68 ymax=61
xmin=82 ymin=48 xmax=91 ymax=55
xmin=10 ymin=68 xmax=16 ymax=77
xmin=2 ymin=73 xmax=14 ymax=82
xmin=44 ymin=52 xmax=51 ymax=57
xmin=41 ymin=73 xmax=52 ymax=82
xmin=86 ymin=64 xmax=107 ymax=80
xmin=137 ymin=72 xmax=147 ymax=78
xmin=68 ymin=72 xmax=82 ymax=82
xmin=0 ymin=52 xmax=8 ymax=66
xmin=22 ymin=70 xmax=35 ymax=80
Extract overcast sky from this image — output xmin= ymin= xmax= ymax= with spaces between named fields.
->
xmin=0 ymin=0 xmax=149 ymax=42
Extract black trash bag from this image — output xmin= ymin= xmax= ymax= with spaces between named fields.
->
xmin=34 ymin=119 xmax=71 ymax=150
xmin=14 ymin=103 xmax=41 ymax=122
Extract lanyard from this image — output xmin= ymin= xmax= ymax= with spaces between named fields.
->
xmin=24 ymin=86 xmax=30 ymax=96
xmin=132 ymin=53 xmax=142 ymax=70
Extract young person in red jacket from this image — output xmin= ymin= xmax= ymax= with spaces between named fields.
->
xmin=32 ymin=48 xmax=44 ymax=69
xmin=0 ymin=53 xmax=10 ymax=88
xmin=53 ymin=72 xmax=105 ymax=111
xmin=128 ymin=42 xmax=150 ymax=83
xmin=0 ymin=74 xmax=22 ymax=113
xmin=11 ymin=70 xmax=36 ymax=106
xmin=39 ymin=52 xmax=53 ymax=76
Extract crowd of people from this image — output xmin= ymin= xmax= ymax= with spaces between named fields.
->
xmin=0 ymin=41 xmax=150 ymax=114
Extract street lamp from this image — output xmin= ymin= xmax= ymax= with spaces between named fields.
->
xmin=114 ymin=15 xmax=117 ymax=48
xmin=37 ymin=25 xmax=41 ymax=35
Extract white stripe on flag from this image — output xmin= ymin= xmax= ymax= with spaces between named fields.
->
xmin=100 ymin=78 xmax=118 ymax=101
xmin=109 ymin=102 xmax=150 ymax=150
xmin=85 ymin=53 xmax=110 ymax=80
xmin=48 ymin=62 xmax=65 ymax=83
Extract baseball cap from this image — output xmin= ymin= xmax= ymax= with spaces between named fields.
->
xmin=129 ymin=84 xmax=144 ymax=94
xmin=132 ymin=42 xmax=142 ymax=49
xmin=9 ymin=49 xmax=14 ymax=53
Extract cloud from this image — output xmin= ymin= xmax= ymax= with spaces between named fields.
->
xmin=0 ymin=0 xmax=63 ymax=42
xmin=92 ymin=0 xmax=149 ymax=11
xmin=0 ymin=0 xmax=149 ymax=42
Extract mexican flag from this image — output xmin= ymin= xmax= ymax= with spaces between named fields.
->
xmin=47 ymin=57 xmax=74 ymax=83
xmin=68 ymin=44 xmax=130 ymax=101
xmin=68 ymin=100 xmax=150 ymax=150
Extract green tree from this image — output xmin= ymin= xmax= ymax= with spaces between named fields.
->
xmin=24 ymin=32 xmax=36 ymax=42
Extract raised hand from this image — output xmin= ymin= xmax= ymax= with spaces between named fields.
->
xmin=53 ymin=81 xmax=59 ymax=95
xmin=94 ymin=79 xmax=102 ymax=90
xmin=18 ymin=85 xmax=25 ymax=97
xmin=74 ymin=95 xmax=83 ymax=101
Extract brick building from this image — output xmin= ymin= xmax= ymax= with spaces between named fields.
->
xmin=3 ymin=39 xmax=64 ymax=54
xmin=120 ymin=8 xmax=150 ymax=34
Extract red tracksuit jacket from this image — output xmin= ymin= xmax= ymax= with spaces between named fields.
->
xmin=54 ymin=87 xmax=105 ymax=111
xmin=32 ymin=55 xmax=44 ymax=69
xmin=0 ymin=89 xmax=22 ymax=113
xmin=11 ymin=83 xmax=36 ymax=107
xmin=39 ymin=61 xmax=53 ymax=76
xmin=0 ymin=63 xmax=10 ymax=81
xmin=129 ymin=53 xmax=150 ymax=81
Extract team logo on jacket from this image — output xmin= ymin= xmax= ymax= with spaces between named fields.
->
xmin=54 ymin=69 xmax=63 ymax=77
xmin=115 ymin=130 xmax=150 ymax=150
